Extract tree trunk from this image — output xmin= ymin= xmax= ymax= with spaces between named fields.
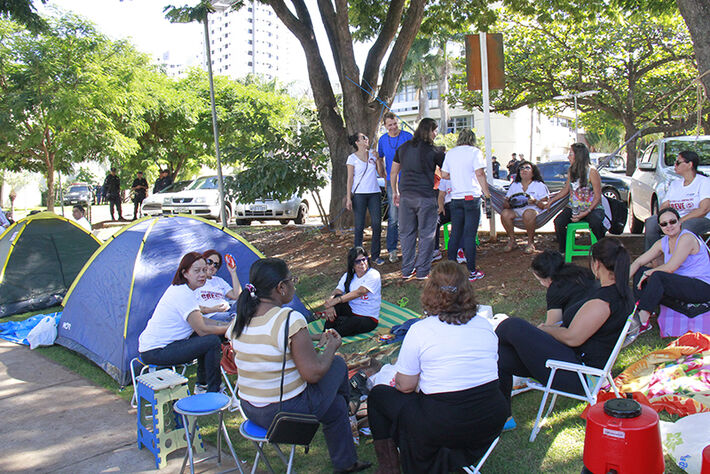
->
xmin=438 ymin=43 xmax=450 ymax=134
xmin=624 ymin=127 xmax=638 ymax=176
xmin=46 ymin=154 xmax=55 ymax=212
xmin=677 ymin=0 xmax=710 ymax=97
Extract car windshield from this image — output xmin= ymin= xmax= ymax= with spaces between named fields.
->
xmin=663 ymin=139 xmax=710 ymax=167
xmin=159 ymin=180 xmax=192 ymax=193
xmin=68 ymin=185 xmax=89 ymax=193
xmin=187 ymin=177 xmax=218 ymax=190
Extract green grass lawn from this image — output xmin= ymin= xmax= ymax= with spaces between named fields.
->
xmin=7 ymin=286 xmax=686 ymax=473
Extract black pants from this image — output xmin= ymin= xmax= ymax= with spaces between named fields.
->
xmin=367 ymin=381 xmax=508 ymax=473
xmin=434 ymin=203 xmax=451 ymax=250
xmin=496 ymin=317 xmax=586 ymax=407
xmin=633 ymin=266 xmax=710 ymax=313
xmin=554 ymin=207 xmax=606 ymax=253
xmin=140 ymin=333 xmax=222 ymax=391
xmin=324 ymin=302 xmax=378 ymax=337
xmin=107 ymin=195 xmax=122 ymax=220
xmin=133 ymin=197 xmax=145 ymax=218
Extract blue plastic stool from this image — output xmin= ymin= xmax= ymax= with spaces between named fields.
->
xmin=174 ymin=393 xmax=244 ymax=474
xmin=239 ymin=418 xmax=297 ymax=474
xmin=564 ymin=222 xmax=598 ymax=263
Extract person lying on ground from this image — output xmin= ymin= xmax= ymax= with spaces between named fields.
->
xmin=314 ymin=246 xmax=381 ymax=339
xmin=367 ymin=261 xmax=508 ymax=474
xmin=631 ymin=207 xmax=710 ymax=326
xmin=229 ymin=258 xmax=371 ymax=474
xmin=194 ymin=249 xmax=241 ymax=322
xmin=497 ymin=238 xmax=632 ymax=428
xmin=501 ymin=161 xmax=549 ymax=254
xmin=138 ymin=252 xmax=230 ymax=393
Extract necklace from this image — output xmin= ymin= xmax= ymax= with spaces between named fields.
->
xmin=387 ymin=132 xmax=401 ymax=150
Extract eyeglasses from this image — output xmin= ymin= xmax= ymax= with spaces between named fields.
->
xmin=205 ymin=259 xmax=220 ymax=267
xmin=519 ymin=165 xmax=532 ymax=170
xmin=282 ymin=276 xmax=299 ymax=285
xmin=659 ymin=219 xmax=678 ymax=227
xmin=674 ymin=160 xmax=687 ymax=166
xmin=359 ymin=135 xmax=369 ymax=141
xmin=354 ymin=257 xmax=368 ymax=264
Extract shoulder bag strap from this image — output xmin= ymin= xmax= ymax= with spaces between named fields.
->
xmin=278 ymin=308 xmax=294 ymax=411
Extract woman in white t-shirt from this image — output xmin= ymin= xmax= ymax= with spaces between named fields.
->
xmin=501 ymin=161 xmax=550 ymax=253
xmin=230 ymin=258 xmax=370 ymax=473
xmin=195 ymin=249 xmax=242 ymax=321
xmin=367 ymin=261 xmax=508 ymax=473
xmin=346 ymin=132 xmax=386 ymax=265
xmin=318 ymin=246 xmax=381 ymax=338
xmin=138 ymin=252 xmax=230 ymax=393
xmin=643 ymin=150 xmax=710 ymax=250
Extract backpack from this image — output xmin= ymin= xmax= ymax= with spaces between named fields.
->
xmin=602 ymin=195 xmax=628 ymax=235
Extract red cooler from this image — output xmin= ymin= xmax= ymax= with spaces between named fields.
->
xmin=583 ymin=397 xmax=664 ymax=474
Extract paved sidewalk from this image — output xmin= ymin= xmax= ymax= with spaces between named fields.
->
xmin=0 ymin=340 xmax=243 ymax=473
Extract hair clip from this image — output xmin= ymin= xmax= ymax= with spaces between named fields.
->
xmin=440 ymin=285 xmax=457 ymax=293
xmin=245 ymin=283 xmax=257 ymax=298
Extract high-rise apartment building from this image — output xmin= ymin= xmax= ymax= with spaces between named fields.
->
xmin=207 ymin=1 xmax=283 ymax=80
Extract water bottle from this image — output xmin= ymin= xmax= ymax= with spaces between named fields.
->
xmin=571 ymin=200 xmax=580 ymax=217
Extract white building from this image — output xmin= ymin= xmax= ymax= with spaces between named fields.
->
xmin=206 ymin=1 xmax=284 ymax=81
xmin=390 ymin=83 xmax=578 ymax=163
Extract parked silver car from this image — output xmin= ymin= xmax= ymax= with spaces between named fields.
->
xmin=628 ymin=135 xmax=710 ymax=233
xmin=141 ymin=180 xmax=193 ymax=217
xmin=162 ymin=175 xmax=236 ymax=223
xmin=233 ymin=195 xmax=309 ymax=225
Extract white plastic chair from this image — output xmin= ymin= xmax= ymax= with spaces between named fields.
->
xmin=462 ymin=436 xmax=500 ymax=474
xmin=528 ymin=308 xmax=638 ymax=442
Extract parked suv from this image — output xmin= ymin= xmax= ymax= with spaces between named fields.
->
xmin=628 ymin=136 xmax=710 ymax=233
xmin=536 ymin=161 xmax=630 ymax=201
xmin=162 ymin=175 xmax=235 ymax=223
xmin=63 ymin=183 xmax=94 ymax=207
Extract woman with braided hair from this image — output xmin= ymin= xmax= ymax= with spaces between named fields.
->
xmin=367 ymin=261 xmax=508 ymax=473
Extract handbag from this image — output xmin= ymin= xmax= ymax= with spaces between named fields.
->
xmin=266 ymin=309 xmax=320 ymax=445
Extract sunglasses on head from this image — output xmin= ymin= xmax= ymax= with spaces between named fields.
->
xmin=354 ymin=257 xmax=368 ymax=264
xmin=659 ymin=219 xmax=678 ymax=227
xmin=205 ymin=259 xmax=220 ymax=267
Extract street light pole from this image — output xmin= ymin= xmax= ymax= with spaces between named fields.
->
xmin=553 ymin=90 xmax=599 ymax=142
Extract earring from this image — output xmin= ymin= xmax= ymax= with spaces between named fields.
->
xmin=281 ymin=291 xmax=285 ymax=296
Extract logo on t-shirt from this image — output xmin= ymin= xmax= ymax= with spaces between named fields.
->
xmin=200 ymin=291 xmax=223 ymax=301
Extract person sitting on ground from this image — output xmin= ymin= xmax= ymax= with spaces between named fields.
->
xmin=138 ymin=252 xmax=230 ymax=393
xmin=194 ymin=249 xmax=242 ymax=322
xmin=631 ymin=207 xmax=710 ymax=328
xmin=531 ymin=250 xmax=598 ymax=326
xmin=500 ymin=161 xmax=549 ymax=253
xmin=317 ymin=246 xmax=381 ymax=338
xmin=367 ymin=261 xmax=508 ymax=473
xmin=496 ymin=238 xmax=632 ymax=428
xmin=230 ymin=258 xmax=371 ymax=474
xmin=643 ymin=150 xmax=710 ymax=250
xmin=548 ymin=143 xmax=607 ymax=253
xmin=71 ymin=205 xmax=92 ymax=232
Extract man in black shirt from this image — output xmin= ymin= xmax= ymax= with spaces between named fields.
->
xmin=103 ymin=167 xmax=123 ymax=221
xmin=507 ymin=153 xmax=520 ymax=181
xmin=153 ymin=169 xmax=173 ymax=194
xmin=131 ymin=171 xmax=149 ymax=220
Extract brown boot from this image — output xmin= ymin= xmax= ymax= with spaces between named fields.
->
xmin=374 ymin=438 xmax=400 ymax=474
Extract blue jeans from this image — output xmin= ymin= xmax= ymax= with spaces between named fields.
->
xmin=140 ymin=333 xmax=222 ymax=392
xmin=240 ymin=356 xmax=357 ymax=470
xmin=386 ymin=181 xmax=399 ymax=252
xmin=353 ymin=192 xmax=381 ymax=259
xmin=449 ymin=198 xmax=481 ymax=272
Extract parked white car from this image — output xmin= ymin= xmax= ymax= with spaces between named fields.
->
xmin=233 ymin=195 xmax=309 ymax=225
xmin=628 ymin=135 xmax=710 ymax=233
xmin=141 ymin=180 xmax=193 ymax=217
xmin=162 ymin=175 xmax=236 ymax=223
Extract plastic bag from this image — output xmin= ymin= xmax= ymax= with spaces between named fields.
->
xmin=660 ymin=412 xmax=710 ymax=474
xmin=368 ymin=364 xmax=397 ymax=388
xmin=26 ymin=315 xmax=58 ymax=349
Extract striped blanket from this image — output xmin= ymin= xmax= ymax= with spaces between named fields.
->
xmin=308 ymin=300 xmax=421 ymax=345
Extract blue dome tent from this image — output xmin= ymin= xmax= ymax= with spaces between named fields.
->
xmin=56 ymin=215 xmax=309 ymax=386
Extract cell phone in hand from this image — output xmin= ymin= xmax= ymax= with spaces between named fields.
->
xmin=224 ymin=253 xmax=236 ymax=269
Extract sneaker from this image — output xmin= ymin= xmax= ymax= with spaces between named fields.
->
xmin=388 ymin=251 xmax=399 ymax=263
xmin=194 ymin=383 xmax=208 ymax=394
xmin=373 ymin=257 xmax=385 ymax=265
xmin=416 ymin=274 xmax=429 ymax=280
xmin=469 ymin=270 xmax=485 ymax=281
xmin=432 ymin=249 xmax=442 ymax=261
xmin=457 ymin=248 xmax=467 ymax=264
xmin=639 ymin=319 xmax=653 ymax=335
xmin=402 ymin=270 xmax=416 ymax=280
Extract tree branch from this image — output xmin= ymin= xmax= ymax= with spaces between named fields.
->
xmin=361 ymin=0 xmax=406 ymax=95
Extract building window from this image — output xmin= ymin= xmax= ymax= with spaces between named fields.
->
xmin=248 ymin=29 xmax=252 ymax=34
xmin=248 ymin=50 xmax=253 ymax=55
xmin=248 ymin=40 xmax=253 ymax=45
xmin=447 ymin=116 xmax=473 ymax=134
xmin=248 ymin=18 xmax=253 ymax=23
xmin=394 ymin=84 xmax=417 ymax=103
xmin=248 ymin=61 xmax=252 ymax=66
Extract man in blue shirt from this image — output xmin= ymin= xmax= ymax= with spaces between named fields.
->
xmin=377 ymin=112 xmax=412 ymax=263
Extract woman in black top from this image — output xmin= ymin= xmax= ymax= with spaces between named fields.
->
xmin=531 ymin=250 xmax=598 ymax=326
xmin=496 ymin=238 xmax=632 ymax=420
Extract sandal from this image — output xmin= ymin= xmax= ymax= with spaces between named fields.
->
xmin=524 ymin=243 xmax=536 ymax=254
xmin=504 ymin=241 xmax=517 ymax=252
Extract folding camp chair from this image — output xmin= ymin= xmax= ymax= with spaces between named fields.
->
xmin=237 ymin=403 xmax=302 ymax=474
xmin=462 ymin=436 xmax=500 ymax=474
xmin=528 ymin=307 xmax=638 ymax=442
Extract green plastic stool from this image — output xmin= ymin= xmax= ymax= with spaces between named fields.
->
xmin=442 ymin=222 xmax=479 ymax=251
xmin=564 ymin=222 xmax=597 ymax=262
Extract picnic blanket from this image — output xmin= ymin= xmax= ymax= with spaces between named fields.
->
xmin=610 ymin=332 xmax=710 ymax=416
xmin=308 ymin=300 xmax=421 ymax=345
xmin=0 ymin=312 xmax=62 ymax=346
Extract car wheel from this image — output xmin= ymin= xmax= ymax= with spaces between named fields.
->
xmin=602 ymin=187 xmax=620 ymax=201
xmin=628 ymin=195 xmax=644 ymax=234
xmin=294 ymin=202 xmax=308 ymax=225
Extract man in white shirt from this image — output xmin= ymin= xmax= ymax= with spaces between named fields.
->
xmin=72 ymin=205 xmax=92 ymax=232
